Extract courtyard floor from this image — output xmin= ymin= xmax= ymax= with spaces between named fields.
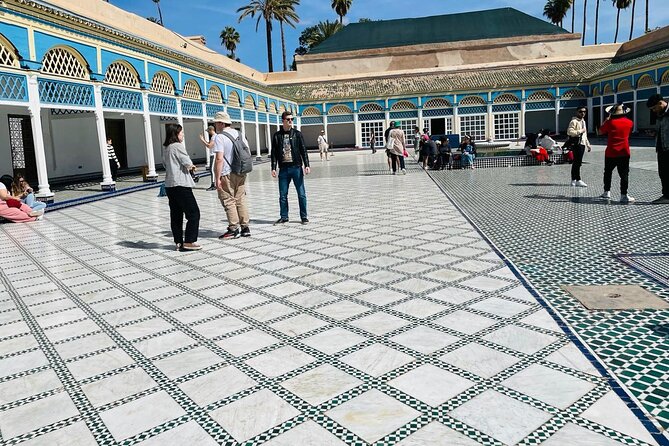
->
xmin=0 ymin=148 xmax=667 ymax=446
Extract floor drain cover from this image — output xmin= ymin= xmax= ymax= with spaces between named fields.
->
xmin=561 ymin=285 xmax=669 ymax=310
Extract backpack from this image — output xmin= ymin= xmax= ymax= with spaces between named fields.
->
xmin=220 ymin=131 xmax=253 ymax=174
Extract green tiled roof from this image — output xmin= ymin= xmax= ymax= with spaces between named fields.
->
xmin=598 ymin=47 xmax=669 ymax=76
xmin=309 ymin=8 xmax=569 ymax=55
xmin=275 ymin=60 xmax=610 ymax=101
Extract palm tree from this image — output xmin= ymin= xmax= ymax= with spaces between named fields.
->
xmin=305 ymin=20 xmax=343 ymax=48
xmin=237 ymin=0 xmax=281 ymax=72
xmin=612 ymin=0 xmax=632 ymax=43
xmin=220 ymin=26 xmax=240 ymax=60
xmin=581 ymin=0 xmax=588 ymax=44
xmin=152 ymin=0 xmax=163 ymax=26
xmin=275 ymin=0 xmax=300 ymax=72
xmin=628 ymin=0 xmax=636 ymax=40
xmin=570 ymin=0 xmax=576 ymax=32
xmin=331 ymin=0 xmax=352 ymax=25
xmin=594 ymin=0 xmax=600 ymax=43
xmin=543 ymin=0 xmax=571 ymax=27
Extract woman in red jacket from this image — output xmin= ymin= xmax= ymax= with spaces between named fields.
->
xmin=598 ymin=104 xmax=635 ymax=203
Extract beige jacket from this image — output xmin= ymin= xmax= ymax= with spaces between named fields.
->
xmin=388 ymin=128 xmax=406 ymax=156
xmin=567 ymin=117 xmax=591 ymax=148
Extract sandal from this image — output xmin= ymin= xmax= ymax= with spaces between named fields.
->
xmin=182 ymin=243 xmax=202 ymax=251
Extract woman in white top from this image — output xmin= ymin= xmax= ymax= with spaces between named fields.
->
xmin=162 ymin=123 xmax=201 ymax=251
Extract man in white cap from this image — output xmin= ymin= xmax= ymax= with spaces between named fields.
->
xmin=212 ymin=111 xmax=251 ymax=238
xmin=317 ymin=129 xmax=329 ymax=161
xmin=598 ymin=104 xmax=634 ymax=203
xmin=566 ymin=106 xmax=591 ymax=187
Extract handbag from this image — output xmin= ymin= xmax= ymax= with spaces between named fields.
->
xmin=386 ymin=137 xmax=394 ymax=151
xmin=403 ymin=148 xmax=409 ymax=157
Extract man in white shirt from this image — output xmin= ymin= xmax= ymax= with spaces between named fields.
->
xmin=212 ymin=111 xmax=251 ymax=239
xmin=317 ymin=129 xmax=329 ymax=161
xmin=566 ymin=107 xmax=592 ymax=187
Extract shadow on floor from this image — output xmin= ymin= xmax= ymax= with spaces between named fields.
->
xmin=524 ymin=194 xmax=658 ymax=206
xmin=116 ymin=241 xmax=174 ymax=251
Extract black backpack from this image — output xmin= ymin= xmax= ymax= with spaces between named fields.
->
xmin=221 ymin=131 xmax=253 ymax=174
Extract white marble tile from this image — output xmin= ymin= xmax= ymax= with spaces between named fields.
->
xmin=389 ymin=364 xmax=474 ymax=407
xmin=115 ymin=318 xmax=174 ymax=341
xmin=0 ymin=349 xmax=48 ymax=378
xmin=301 ymin=272 xmax=344 ymax=286
xmin=301 ymin=327 xmax=368 ymax=355
xmin=191 ymin=315 xmax=249 ymax=338
xmin=341 ymin=344 xmax=414 ymax=377
xmin=433 ymin=310 xmax=498 ymax=335
xmin=580 ymin=391 xmax=659 ymax=445
xmin=483 ymin=325 xmax=558 ymax=355
xmin=326 ymin=389 xmax=420 ymax=443
xmin=135 ymin=421 xmax=218 ymax=446
xmin=390 ymin=325 xmax=459 ymax=354
xmin=281 ymin=364 xmax=362 ymax=405
xmin=261 ymin=420 xmax=347 ymax=446
xmin=356 ymin=288 xmax=408 ymax=305
xmin=220 ymin=292 xmax=268 ymax=309
xmin=67 ymin=349 xmax=134 ymax=381
xmin=392 ymin=277 xmax=442 ymax=294
xmin=447 ymin=247 xmax=486 ymax=258
xmin=541 ymin=423 xmax=627 ymax=446
xmin=81 ymin=367 xmax=156 ymax=407
xmin=349 ymin=312 xmax=411 ymax=335
xmin=178 ymin=365 xmax=256 ymax=407
xmin=502 ymin=285 xmax=537 ymax=303
xmin=545 ymin=344 xmax=601 ymax=376
xmin=153 ymin=346 xmax=223 ymax=380
xmin=270 ymin=314 xmax=328 ymax=337
xmin=425 ymin=269 xmax=470 ymax=283
xmin=440 ymin=343 xmax=521 ymax=378
xmin=286 ymin=290 xmax=336 ymax=308
xmin=263 ymin=282 xmax=309 ymax=297
xmin=396 ymin=421 xmax=482 ymax=446
xmin=243 ymin=302 xmax=296 ymax=322
xmin=427 ymin=287 xmax=481 ymax=305
xmin=0 ymin=390 xmax=79 ymax=439
xmin=391 ymin=298 xmax=449 ymax=318
xmin=450 ymin=390 xmax=552 ymax=445
xmin=326 ymin=279 xmax=373 ymax=295
xmin=502 ymin=364 xmax=595 ymax=409
xmin=216 ymin=329 xmax=280 ymax=357
xmin=0 ymin=368 xmax=62 ymax=405
xmin=468 ymin=297 xmax=531 ymax=318
xmin=519 ymin=310 xmax=562 ymax=332
xmin=460 ymin=276 xmax=512 ymax=292
xmin=100 ymin=391 xmax=186 ymax=441
xmin=209 ymin=389 xmax=300 ymax=442
xmin=245 ymin=346 xmax=315 ymax=378
xmin=360 ymin=269 xmax=406 ymax=285
xmin=315 ymin=300 xmax=370 ymax=320
xmin=18 ymin=421 xmax=97 ymax=446
xmin=133 ymin=331 xmax=195 ymax=358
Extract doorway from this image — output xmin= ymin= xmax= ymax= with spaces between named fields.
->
xmin=7 ymin=115 xmax=38 ymax=184
xmin=104 ymin=119 xmax=128 ymax=168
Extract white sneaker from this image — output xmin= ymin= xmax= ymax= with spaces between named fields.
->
xmin=575 ymin=180 xmax=588 ymax=187
xmin=599 ymin=191 xmax=611 ymax=199
xmin=621 ymin=195 xmax=635 ymax=203
xmin=402 ymin=169 xmax=406 ymax=175
xmin=571 ymin=180 xmax=577 ymax=186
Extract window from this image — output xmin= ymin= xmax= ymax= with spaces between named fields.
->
xmin=361 ymin=121 xmax=385 ymax=148
xmin=41 ymin=47 xmax=88 ymax=79
xmin=395 ymin=120 xmax=417 ymax=145
xmin=104 ymin=62 xmax=140 ymax=88
xmin=424 ymin=117 xmax=453 ymax=136
xmin=459 ymin=115 xmax=486 ymax=141
xmin=150 ymin=72 xmax=175 ymax=95
xmin=182 ymin=80 xmax=201 ymax=99
xmin=493 ymin=113 xmax=520 ymax=140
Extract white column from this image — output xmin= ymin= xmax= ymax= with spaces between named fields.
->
xmin=176 ymin=97 xmax=184 ymax=127
xmin=520 ymin=100 xmax=526 ymax=139
xmin=354 ymin=112 xmax=361 ymax=148
xmin=265 ymin=120 xmax=271 ymax=157
xmin=240 ymin=113 xmax=246 ymax=136
xmin=93 ymin=84 xmax=114 ymax=190
xmin=323 ymin=114 xmax=329 ymax=142
xmin=587 ymin=97 xmax=594 ymax=131
xmin=486 ymin=102 xmax=493 ymax=140
xmin=632 ymin=90 xmax=638 ymax=133
xmin=417 ymin=107 xmax=423 ymax=132
xmin=26 ymin=75 xmax=54 ymax=199
xmin=384 ymin=110 xmax=390 ymax=130
xmin=202 ymin=116 xmax=210 ymax=168
xmin=554 ymin=98 xmax=560 ymax=135
xmin=453 ymin=105 xmax=460 ymax=136
xmin=254 ymin=118 xmax=261 ymax=160
xmin=141 ymin=91 xmax=158 ymax=180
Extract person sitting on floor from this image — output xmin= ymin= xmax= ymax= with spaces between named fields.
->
xmin=11 ymin=175 xmax=46 ymax=211
xmin=459 ymin=136 xmax=475 ymax=169
xmin=0 ymin=175 xmax=42 ymax=222
xmin=526 ymin=130 xmax=554 ymax=165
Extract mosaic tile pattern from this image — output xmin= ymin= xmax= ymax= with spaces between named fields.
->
xmin=428 ymin=144 xmax=669 ymax=440
xmin=0 ymin=151 xmax=664 ymax=445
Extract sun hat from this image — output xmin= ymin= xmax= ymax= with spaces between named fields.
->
xmin=605 ymin=104 xmax=631 ymax=116
xmin=320 ymin=129 xmax=325 ymax=133
xmin=212 ymin=111 xmax=232 ymax=124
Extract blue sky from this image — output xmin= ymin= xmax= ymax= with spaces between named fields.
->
xmin=109 ymin=0 xmax=667 ymax=72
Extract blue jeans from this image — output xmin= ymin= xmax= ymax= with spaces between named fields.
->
xmin=23 ymin=193 xmax=46 ymax=211
xmin=279 ymin=165 xmax=307 ymax=220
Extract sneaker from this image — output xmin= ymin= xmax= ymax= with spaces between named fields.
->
xmin=28 ymin=209 xmax=44 ymax=217
xmin=652 ymin=196 xmax=669 ymax=204
xmin=301 ymin=218 xmax=309 ymax=225
xmin=575 ymin=180 xmax=588 ymax=187
xmin=571 ymin=180 xmax=577 ymax=186
xmin=240 ymin=226 xmax=251 ymax=237
xmin=599 ymin=191 xmax=611 ymax=199
xmin=182 ymin=242 xmax=202 ymax=251
xmin=206 ymin=185 xmax=216 ymax=191
xmin=219 ymin=228 xmax=240 ymax=239
xmin=620 ymin=195 xmax=635 ymax=203
xmin=402 ymin=169 xmax=406 ymax=175
xmin=273 ymin=218 xmax=289 ymax=225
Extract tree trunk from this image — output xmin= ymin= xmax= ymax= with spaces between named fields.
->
xmin=265 ymin=19 xmax=274 ymax=72
xmin=629 ymin=0 xmax=636 ymax=40
xmin=571 ymin=0 xmax=575 ymax=33
xmin=645 ymin=0 xmax=649 ymax=32
xmin=582 ymin=0 xmax=588 ymax=44
xmin=280 ymin=21 xmax=287 ymax=72
xmin=595 ymin=0 xmax=600 ymax=44
xmin=614 ymin=8 xmax=620 ymax=43
xmin=340 ymin=14 xmax=343 ymax=25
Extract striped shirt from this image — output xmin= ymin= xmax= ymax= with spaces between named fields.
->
xmin=107 ymin=144 xmax=119 ymax=163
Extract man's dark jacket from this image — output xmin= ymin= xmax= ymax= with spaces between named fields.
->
xmin=271 ymin=128 xmax=310 ymax=170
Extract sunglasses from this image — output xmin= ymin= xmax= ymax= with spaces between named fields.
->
xmin=283 ymin=118 xmax=294 ymax=121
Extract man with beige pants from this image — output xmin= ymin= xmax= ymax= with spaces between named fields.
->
xmin=212 ymin=111 xmax=250 ymax=239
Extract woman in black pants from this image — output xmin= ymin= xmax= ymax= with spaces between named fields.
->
xmin=162 ymin=124 xmax=201 ymax=251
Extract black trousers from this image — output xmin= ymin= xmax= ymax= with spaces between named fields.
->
xmin=109 ymin=159 xmax=118 ymax=181
xmin=165 ymin=186 xmax=200 ymax=245
xmin=391 ymin=153 xmax=405 ymax=172
xmin=603 ymin=156 xmax=630 ymax=195
xmin=658 ymin=151 xmax=669 ymax=199
xmin=571 ymin=145 xmax=586 ymax=181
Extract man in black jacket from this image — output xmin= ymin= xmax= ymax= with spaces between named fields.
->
xmin=271 ymin=111 xmax=311 ymax=224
